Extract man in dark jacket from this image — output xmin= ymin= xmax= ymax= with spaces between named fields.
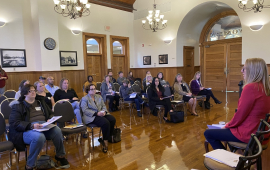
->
xmin=9 ymin=84 xmax=69 ymax=170
xmin=120 ymin=79 xmax=144 ymax=117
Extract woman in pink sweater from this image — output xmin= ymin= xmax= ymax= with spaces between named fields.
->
xmin=204 ymin=58 xmax=270 ymax=149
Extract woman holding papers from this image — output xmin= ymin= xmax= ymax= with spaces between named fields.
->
xmin=120 ymin=79 xmax=144 ymax=117
xmin=204 ymin=58 xmax=270 ymax=150
xmin=190 ymin=71 xmax=221 ymax=109
xmin=101 ymin=75 xmax=120 ymax=112
xmin=81 ymin=84 xmax=116 ymax=153
xmin=147 ymin=77 xmax=173 ymax=122
xmin=9 ymin=84 xmax=69 ymax=170
xmin=174 ymin=73 xmax=198 ymax=116
xmin=34 ymin=81 xmax=55 ymax=109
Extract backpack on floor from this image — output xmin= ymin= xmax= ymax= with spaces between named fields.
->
xmin=36 ymin=155 xmax=55 ymax=169
xmin=169 ymin=111 xmax=184 ymax=123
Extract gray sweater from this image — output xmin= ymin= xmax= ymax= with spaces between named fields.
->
xmin=120 ymin=85 xmax=133 ymax=100
xmin=117 ymin=77 xmax=126 ymax=85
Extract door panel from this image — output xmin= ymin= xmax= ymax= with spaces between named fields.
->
xmin=112 ymin=56 xmax=125 ymax=77
xmin=86 ymin=55 xmax=102 ymax=82
xmin=204 ymin=44 xmax=226 ymax=91
xmin=183 ymin=47 xmax=194 ymax=84
xmin=227 ymin=42 xmax=242 ymax=91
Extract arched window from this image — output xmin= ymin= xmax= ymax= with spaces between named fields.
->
xmin=113 ymin=41 xmax=123 ymax=54
xmin=207 ymin=15 xmax=242 ymax=42
xmin=86 ymin=38 xmax=99 ymax=53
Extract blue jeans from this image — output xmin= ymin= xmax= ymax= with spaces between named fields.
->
xmin=204 ymin=128 xmax=244 ymax=150
xmin=23 ymin=124 xmax=65 ymax=167
xmin=124 ymin=96 xmax=144 ymax=111
xmin=0 ymin=86 xmax=5 ymax=95
xmin=71 ymin=101 xmax=82 ymax=123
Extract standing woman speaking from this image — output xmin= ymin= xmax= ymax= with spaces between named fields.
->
xmin=0 ymin=66 xmax=8 ymax=95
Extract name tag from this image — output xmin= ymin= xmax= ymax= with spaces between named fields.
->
xmin=35 ymin=107 xmax=41 ymax=111
xmin=47 ymin=97 xmax=51 ymax=100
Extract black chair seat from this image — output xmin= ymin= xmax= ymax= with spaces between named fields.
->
xmin=87 ymin=123 xmax=98 ymax=128
xmin=228 ymin=141 xmax=268 ymax=150
xmin=61 ymin=126 xmax=87 ymax=135
xmin=156 ymin=105 xmax=164 ymax=108
xmin=195 ymin=95 xmax=206 ymax=99
xmin=204 ymin=157 xmax=236 ymax=170
xmin=0 ymin=141 xmax=14 ymax=152
xmin=171 ymin=100 xmax=184 ymax=104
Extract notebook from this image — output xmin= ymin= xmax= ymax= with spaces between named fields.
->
xmin=207 ymin=124 xmax=225 ymax=129
xmin=129 ymin=93 xmax=137 ymax=98
xmin=64 ymin=123 xmax=84 ymax=129
xmin=204 ymin=149 xmax=241 ymax=167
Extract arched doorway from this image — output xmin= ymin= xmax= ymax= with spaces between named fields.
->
xmin=199 ymin=10 xmax=242 ymax=91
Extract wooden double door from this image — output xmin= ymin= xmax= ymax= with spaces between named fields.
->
xmin=203 ymin=42 xmax=242 ymax=91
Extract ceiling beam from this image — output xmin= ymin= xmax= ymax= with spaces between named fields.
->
xmin=88 ymin=0 xmax=134 ymax=12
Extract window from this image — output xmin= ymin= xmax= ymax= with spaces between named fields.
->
xmin=207 ymin=15 xmax=242 ymax=42
xmin=113 ymin=41 xmax=123 ymax=54
xmin=86 ymin=38 xmax=99 ymax=53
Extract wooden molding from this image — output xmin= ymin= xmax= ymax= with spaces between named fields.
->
xmin=88 ymin=0 xmax=134 ymax=12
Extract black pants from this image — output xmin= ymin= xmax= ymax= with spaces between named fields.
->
xmin=198 ymin=89 xmax=218 ymax=102
xmin=155 ymin=98 xmax=172 ymax=117
xmin=90 ymin=115 xmax=116 ymax=141
xmin=106 ymin=94 xmax=120 ymax=110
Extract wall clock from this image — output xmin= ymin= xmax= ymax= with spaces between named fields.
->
xmin=44 ymin=38 xmax=56 ymax=50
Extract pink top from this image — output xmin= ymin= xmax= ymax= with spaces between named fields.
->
xmin=225 ymin=82 xmax=270 ymax=143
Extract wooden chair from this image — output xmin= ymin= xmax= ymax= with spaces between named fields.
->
xmin=204 ymin=134 xmax=263 ymax=170
xmin=0 ymin=113 xmax=16 ymax=166
xmin=119 ymin=86 xmax=135 ymax=116
xmin=96 ymin=82 xmax=102 ymax=91
xmin=3 ymin=90 xmax=16 ymax=98
xmin=113 ymin=83 xmax=120 ymax=92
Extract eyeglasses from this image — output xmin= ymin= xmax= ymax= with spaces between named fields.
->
xmin=241 ymin=67 xmax=245 ymax=72
xmin=90 ymin=88 xmax=96 ymax=91
xmin=28 ymin=90 xmax=36 ymax=93
xmin=155 ymin=80 xmax=159 ymax=82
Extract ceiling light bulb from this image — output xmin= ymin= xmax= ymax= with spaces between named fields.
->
xmin=156 ymin=18 xmax=160 ymax=22
xmin=155 ymin=10 xmax=160 ymax=14
xmin=60 ymin=4 xmax=66 ymax=9
xmin=149 ymin=19 xmax=152 ymax=22
xmin=142 ymin=20 xmax=146 ymax=24
xmin=253 ymin=0 xmax=258 ymax=4
xmin=242 ymin=0 xmax=247 ymax=4
xmin=160 ymin=15 xmax=164 ymax=19
xmin=148 ymin=10 xmax=153 ymax=14
xmin=86 ymin=3 xmax=91 ymax=8
xmin=162 ymin=20 xmax=167 ymax=24
xmin=76 ymin=6 xmax=82 ymax=11
xmin=155 ymin=13 xmax=159 ymax=17
xmin=148 ymin=14 xmax=152 ymax=18
xmin=83 ymin=0 xmax=88 ymax=4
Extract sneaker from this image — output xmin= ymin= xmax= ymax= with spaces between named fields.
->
xmin=55 ymin=156 xmax=70 ymax=169
xmin=137 ymin=111 xmax=142 ymax=117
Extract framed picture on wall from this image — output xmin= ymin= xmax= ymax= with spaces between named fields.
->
xmin=60 ymin=51 xmax=78 ymax=66
xmin=159 ymin=54 xmax=168 ymax=64
xmin=0 ymin=49 xmax=27 ymax=67
xmin=143 ymin=56 xmax=151 ymax=65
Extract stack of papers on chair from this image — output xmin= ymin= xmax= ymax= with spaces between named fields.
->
xmin=204 ymin=149 xmax=241 ymax=167
xmin=171 ymin=100 xmax=182 ymax=103
xmin=64 ymin=123 xmax=84 ymax=129
xmin=41 ymin=116 xmax=62 ymax=127
xmin=34 ymin=124 xmax=56 ymax=132
xmin=207 ymin=124 xmax=225 ymax=129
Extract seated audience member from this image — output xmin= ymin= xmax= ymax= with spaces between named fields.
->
xmin=108 ymin=70 xmax=116 ymax=83
xmin=143 ymin=71 xmax=151 ymax=83
xmin=120 ymin=79 xmax=144 ymax=117
xmin=190 ymin=71 xmax=221 ymax=109
xmin=204 ymin=58 xmax=270 ymax=150
xmin=39 ymin=76 xmax=47 ymax=85
xmin=174 ymin=74 xmax=197 ymax=116
xmin=15 ymin=80 xmax=30 ymax=100
xmin=127 ymin=71 xmax=136 ymax=85
xmin=143 ymin=74 xmax=153 ymax=92
xmin=117 ymin=71 xmax=126 ymax=85
xmin=157 ymin=72 xmax=170 ymax=87
xmin=0 ymin=66 xmax=8 ymax=95
xmin=101 ymin=75 xmax=120 ymax=112
xmin=45 ymin=76 xmax=59 ymax=96
xmin=9 ymin=84 xmax=69 ymax=170
xmin=81 ymin=84 xmax=116 ymax=153
xmin=83 ymin=75 xmax=96 ymax=95
xmin=54 ymin=78 xmax=82 ymax=123
xmin=34 ymin=81 xmax=55 ymax=109
xmin=147 ymin=77 xmax=173 ymax=122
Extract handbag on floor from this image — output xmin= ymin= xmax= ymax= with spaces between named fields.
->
xmin=36 ymin=155 xmax=55 ymax=169
xmin=112 ymin=126 xmax=121 ymax=143
xmin=169 ymin=111 xmax=184 ymax=123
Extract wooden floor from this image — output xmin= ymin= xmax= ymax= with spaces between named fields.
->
xmin=0 ymin=92 xmax=269 ymax=170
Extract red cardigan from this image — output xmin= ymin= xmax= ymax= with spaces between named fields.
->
xmin=0 ymin=72 xmax=8 ymax=88
xmin=225 ymin=82 xmax=270 ymax=143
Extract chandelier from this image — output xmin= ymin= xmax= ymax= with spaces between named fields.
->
xmin=142 ymin=0 xmax=167 ymax=32
xmin=238 ymin=0 xmax=270 ymax=12
xmin=53 ymin=0 xmax=91 ymax=19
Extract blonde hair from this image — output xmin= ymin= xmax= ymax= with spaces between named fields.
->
xmin=244 ymin=58 xmax=270 ymax=96
xmin=59 ymin=78 xmax=70 ymax=90
xmin=146 ymin=74 xmax=152 ymax=81
xmin=174 ymin=73 xmax=186 ymax=84
xmin=34 ymin=81 xmax=49 ymax=93
xmin=189 ymin=71 xmax=202 ymax=86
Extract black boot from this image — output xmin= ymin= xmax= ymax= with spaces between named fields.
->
xmin=137 ymin=111 xmax=142 ymax=117
xmin=215 ymin=100 xmax=222 ymax=104
xmin=204 ymin=101 xmax=210 ymax=109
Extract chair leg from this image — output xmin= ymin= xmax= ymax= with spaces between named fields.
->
xmin=17 ymin=151 xmax=20 ymax=163
xmin=257 ymin=155 xmax=262 ymax=170
xmin=9 ymin=151 xmax=12 ymax=166
xmin=45 ymin=140 xmax=48 ymax=155
xmin=91 ymin=128 xmax=94 ymax=149
xmin=204 ymin=140 xmax=209 ymax=153
xmin=25 ymin=147 xmax=28 ymax=162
